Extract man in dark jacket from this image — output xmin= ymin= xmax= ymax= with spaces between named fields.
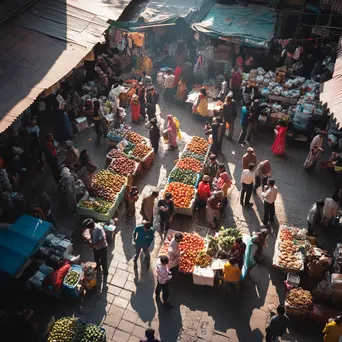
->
xmin=223 ymin=92 xmax=237 ymax=140
xmin=146 ymin=87 xmax=159 ymax=120
xmin=136 ymin=82 xmax=146 ymax=118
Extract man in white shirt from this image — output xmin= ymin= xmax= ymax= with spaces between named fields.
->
xmin=240 ymin=163 xmax=255 ymax=207
xmin=168 ymin=233 xmax=183 ymax=279
xmin=262 ymin=178 xmax=278 ymax=226
xmin=322 ymin=195 xmax=339 ymax=227
xmin=163 ymin=69 xmax=175 ymax=104
xmin=155 ymin=255 xmax=172 ymax=308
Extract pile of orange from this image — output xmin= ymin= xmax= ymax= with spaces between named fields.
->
xmin=176 ymin=157 xmax=202 ymax=173
xmin=164 ymin=182 xmax=195 ymax=208
xmin=179 ymin=233 xmax=205 ymax=273
xmin=186 ymin=136 xmax=209 ymax=155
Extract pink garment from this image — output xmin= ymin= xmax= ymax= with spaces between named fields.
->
xmin=167 ymin=114 xmax=177 ymax=147
xmin=293 ymin=46 xmax=304 ymax=60
xmin=217 ymin=172 xmax=231 ymax=189
xmin=271 ymin=125 xmax=287 ymax=155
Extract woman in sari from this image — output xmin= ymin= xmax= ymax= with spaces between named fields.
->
xmin=175 ymin=78 xmax=187 ymax=103
xmin=206 ymin=191 xmax=223 ymax=228
xmin=166 ymin=114 xmax=178 ymax=150
xmin=303 ymin=131 xmax=326 ymax=170
xmin=130 ymin=94 xmax=140 ymax=123
xmin=77 ymin=149 xmax=97 ymax=191
xmin=195 ymin=88 xmax=209 ymax=117
xmin=245 ymin=236 xmax=259 ymax=275
xmin=271 ymin=120 xmax=288 ymax=156
xmin=216 ymin=171 xmax=232 ymax=211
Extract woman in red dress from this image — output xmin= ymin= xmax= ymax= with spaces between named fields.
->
xmin=271 ymin=120 xmax=288 ymax=156
xmin=130 ymin=94 xmax=140 ymax=123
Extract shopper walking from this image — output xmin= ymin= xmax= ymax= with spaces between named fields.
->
xmin=240 ymin=163 xmax=255 ymax=207
xmin=238 ymin=102 xmax=251 ymax=145
xmin=223 ymin=92 xmax=237 ymax=140
xmin=168 ymin=232 xmax=183 ymax=279
xmin=146 ymin=87 xmax=159 ymax=120
xmin=130 ymin=94 xmax=141 ymax=123
xmin=242 ymin=147 xmax=257 ymax=169
xmin=303 ymin=131 xmax=327 ymax=170
xmin=126 ymin=186 xmax=139 ymax=218
xmin=158 ymin=193 xmax=175 ymax=232
xmin=155 ymin=255 xmax=172 ymax=308
xmin=166 ymin=114 xmax=178 ymax=150
xmin=254 ymin=160 xmax=271 ymax=192
xmin=266 ymin=304 xmax=289 ymax=342
xmin=83 ymin=218 xmax=108 ymax=276
xmin=307 ymin=200 xmax=324 ymax=235
xmin=78 ymin=149 xmax=97 ymax=191
xmin=136 ymin=82 xmax=146 ymax=118
xmin=149 ymin=118 xmax=161 ymax=153
xmin=140 ymin=328 xmax=161 ymax=342
xmin=246 ymin=100 xmax=259 ymax=143
xmin=271 ymin=120 xmax=288 ymax=156
xmin=132 ymin=221 xmax=154 ymax=269
xmin=59 ymin=167 xmax=77 ymax=212
xmin=141 ymin=190 xmax=159 ymax=223
xmin=92 ymin=100 xmax=107 ymax=141
xmin=163 ymin=69 xmax=175 ymax=104
xmin=262 ymin=178 xmax=278 ymax=227
xmin=64 ymin=141 xmax=79 ymax=171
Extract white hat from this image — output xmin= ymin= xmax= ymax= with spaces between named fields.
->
xmin=228 ymin=91 xmax=233 ymax=98
xmin=61 ymin=167 xmax=71 ymax=178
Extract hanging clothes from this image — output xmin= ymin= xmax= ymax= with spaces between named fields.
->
xmin=141 ymin=56 xmax=153 ymax=76
xmin=293 ymin=46 xmax=304 ymax=60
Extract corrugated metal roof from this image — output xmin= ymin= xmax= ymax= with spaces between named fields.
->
xmin=18 ymin=0 xmax=108 ymax=48
xmin=0 ymin=0 xmax=131 ymax=132
xmin=0 ymin=25 xmax=91 ymax=132
xmin=320 ymin=36 xmax=342 ymax=126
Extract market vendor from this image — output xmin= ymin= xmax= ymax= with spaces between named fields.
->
xmin=141 ymin=190 xmax=159 ymax=222
xmin=223 ymin=257 xmax=241 ymax=284
xmin=253 ymin=160 xmax=271 ymax=192
xmin=168 ymin=232 xmax=184 ymax=279
xmin=230 ymin=68 xmax=242 ymax=103
xmin=323 ymin=316 xmax=342 ymax=342
xmin=307 ymin=200 xmax=324 ymax=236
xmin=230 ymin=237 xmax=246 ymax=269
xmin=196 ymin=175 xmax=211 ymax=210
xmin=308 ymin=257 xmax=330 ymax=279
xmin=205 ymin=154 xmax=220 ymax=180
xmin=196 ymin=88 xmax=209 ymax=117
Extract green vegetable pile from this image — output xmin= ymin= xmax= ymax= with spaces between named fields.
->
xmin=64 ymin=270 xmax=80 ymax=287
xmin=123 ymin=142 xmax=135 ymax=155
xmin=48 ymin=317 xmax=104 ymax=342
xmin=206 ymin=236 xmax=219 ymax=256
xmin=169 ymin=168 xmax=199 ymax=186
xmin=181 ymin=150 xmax=206 ymax=163
xmin=217 ymin=227 xmax=242 ymax=252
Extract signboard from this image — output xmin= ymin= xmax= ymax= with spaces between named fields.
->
xmin=312 ymin=25 xmax=330 ymax=37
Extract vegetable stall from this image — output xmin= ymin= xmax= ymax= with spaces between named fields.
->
xmin=163 ymin=136 xmax=211 ymax=216
xmin=159 ymin=227 xmax=250 ymax=287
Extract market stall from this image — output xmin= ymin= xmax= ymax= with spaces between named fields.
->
xmin=158 ymin=227 xmax=250 ymax=287
xmin=0 ymin=215 xmax=53 ymax=279
xmin=47 ymin=317 xmax=106 ymax=342
xmin=161 ymin=136 xmax=211 ymax=216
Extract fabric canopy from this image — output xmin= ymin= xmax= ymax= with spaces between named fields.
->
xmin=320 ymin=37 xmax=342 ymax=127
xmin=0 ymin=215 xmax=52 ymax=277
xmin=192 ymin=4 xmax=277 ymax=48
xmin=122 ymin=0 xmax=215 ymax=26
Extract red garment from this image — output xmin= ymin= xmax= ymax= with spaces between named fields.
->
xmin=230 ymin=72 xmax=242 ymax=90
xmin=44 ymin=262 xmax=71 ymax=292
xmin=236 ymin=56 xmax=244 ymax=68
xmin=198 ymin=181 xmax=211 ymax=201
xmin=46 ymin=142 xmax=57 ymax=156
xmin=231 ymin=242 xmax=246 ymax=264
xmin=173 ymin=66 xmax=182 ymax=86
xmin=130 ymin=99 xmax=140 ymax=122
xmin=217 ymin=172 xmax=231 ymax=189
xmin=271 ymin=125 xmax=287 ymax=155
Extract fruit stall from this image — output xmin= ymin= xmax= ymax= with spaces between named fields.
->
xmin=47 ymin=317 xmax=106 ymax=342
xmin=164 ymin=136 xmax=211 ymax=216
xmin=77 ymin=171 xmax=127 ymax=221
xmin=158 ymin=227 xmax=250 ymax=287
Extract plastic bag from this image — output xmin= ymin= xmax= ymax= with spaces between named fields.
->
xmin=256 ymin=75 xmax=264 ymax=84
xmin=257 ymin=67 xmax=266 ymax=76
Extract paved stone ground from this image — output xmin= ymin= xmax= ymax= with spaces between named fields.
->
xmin=30 ymin=97 xmax=339 ymax=342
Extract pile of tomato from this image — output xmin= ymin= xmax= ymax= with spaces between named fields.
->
xmin=176 ymin=157 xmax=202 ymax=173
xmin=164 ymin=182 xmax=195 ymax=208
xmin=159 ymin=232 xmax=205 ymax=273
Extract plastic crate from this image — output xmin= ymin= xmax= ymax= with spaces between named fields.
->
xmin=167 ymin=168 xmax=201 ymax=188
xmin=63 ymin=265 xmax=83 ymax=298
xmin=107 ymin=157 xmax=140 ymax=177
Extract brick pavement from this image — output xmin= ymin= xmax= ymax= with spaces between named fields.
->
xmin=38 ymin=99 xmax=337 ymax=342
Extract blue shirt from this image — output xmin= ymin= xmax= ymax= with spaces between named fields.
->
xmin=132 ymin=225 xmax=155 ymax=247
xmin=240 ymin=106 xmax=249 ymax=126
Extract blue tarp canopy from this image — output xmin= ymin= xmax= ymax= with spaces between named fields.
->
xmin=0 ymin=215 xmax=52 ymax=277
xmin=192 ymin=4 xmax=276 ymax=49
xmin=112 ymin=0 xmax=215 ymax=28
